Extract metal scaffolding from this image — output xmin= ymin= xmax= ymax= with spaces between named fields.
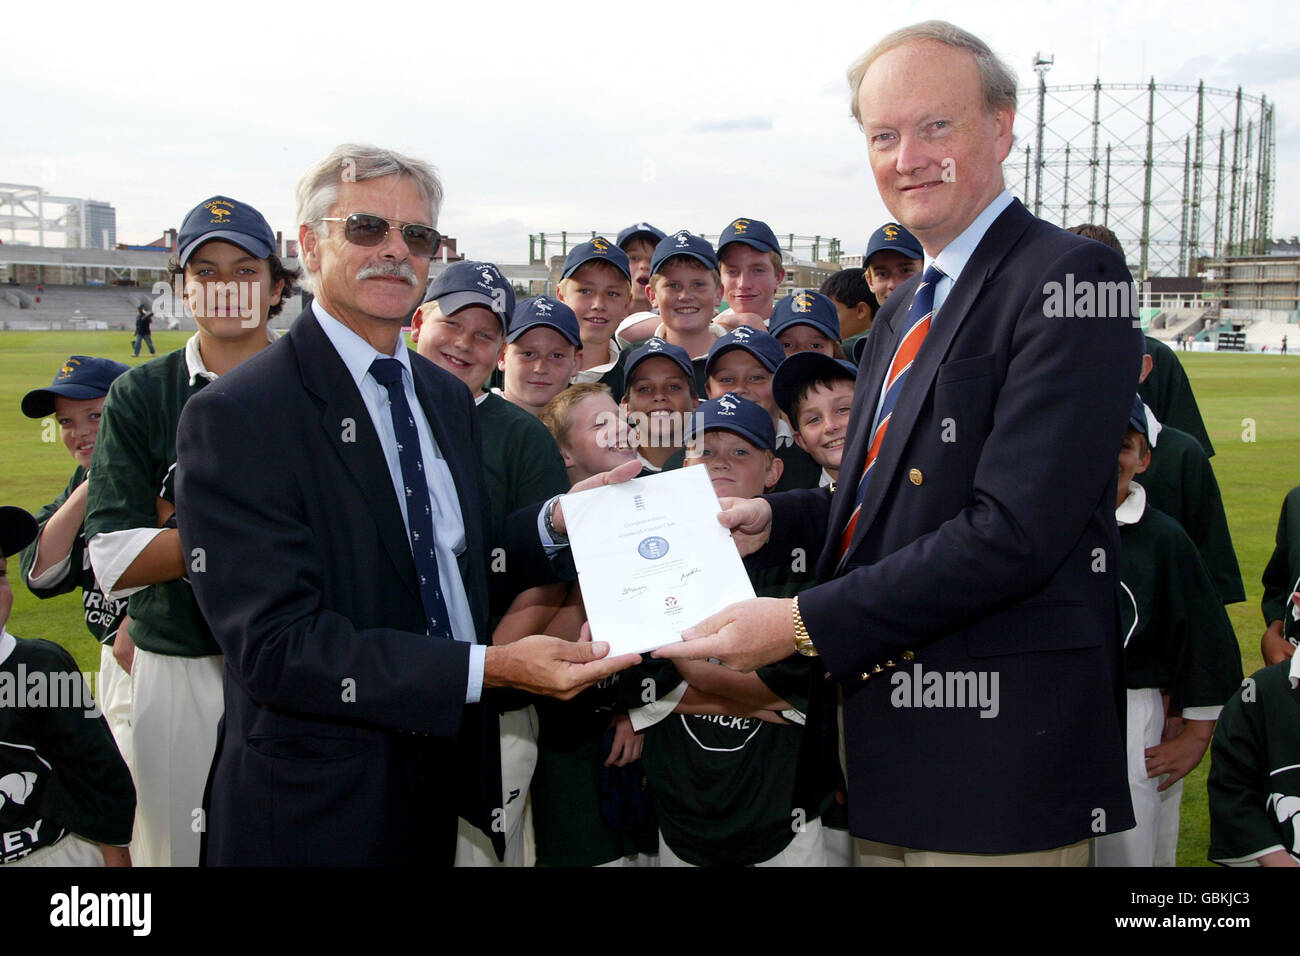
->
xmin=1014 ymin=74 xmax=1275 ymax=278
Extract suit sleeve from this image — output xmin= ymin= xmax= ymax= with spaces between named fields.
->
xmin=176 ymin=385 xmax=471 ymax=739
xmin=800 ymin=242 xmax=1142 ymax=680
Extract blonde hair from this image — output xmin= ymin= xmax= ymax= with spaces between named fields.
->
xmin=540 ymin=383 xmax=612 ymax=449
xmin=846 ymin=20 xmax=1017 ymax=127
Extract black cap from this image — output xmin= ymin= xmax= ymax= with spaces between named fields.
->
xmin=772 ymin=351 xmax=857 ymax=420
xmin=0 ymin=506 xmax=38 ymax=557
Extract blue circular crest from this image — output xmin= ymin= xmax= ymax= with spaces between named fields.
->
xmin=637 ymin=536 xmax=670 ymax=560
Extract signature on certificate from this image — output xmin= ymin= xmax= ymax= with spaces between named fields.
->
xmin=620 ymin=585 xmax=648 ymax=601
xmin=680 ymin=567 xmax=702 ymax=585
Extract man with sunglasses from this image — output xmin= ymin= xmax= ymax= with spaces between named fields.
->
xmin=174 ymin=144 xmax=638 ymax=866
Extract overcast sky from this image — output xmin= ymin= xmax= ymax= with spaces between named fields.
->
xmin=4 ymin=0 xmax=1297 ymax=269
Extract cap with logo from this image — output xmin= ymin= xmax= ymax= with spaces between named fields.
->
xmin=616 ymin=222 xmax=667 ymax=250
xmin=717 ymin=217 xmax=781 ymax=256
xmin=508 ymin=296 xmax=582 ymax=348
xmin=651 ymin=231 xmax=718 ymax=275
xmin=705 ymin=327 xmax=786 ymax=378
xmin=561 ymin=238 xmax=631 ymax=281
xmin=687 ymin=393 xmax=776 ymax=451
xmin=624 ymin=337 xmax=694 ymax=385
xmin=768 ymin=291 xmax=841 ymax=341
xmin=863 ymin=222 xmax=923 ymax=268
xmin=772 ymin=350 xmax=858 ymax=420
xmin=424 ymin=260 xmax=516 ymax=330
xmin=21 ymin=355 xmax=131 ymax=419
xmin=177 ymin=196 xmax=277 ymax=268
xmin=0 ymin=505 xmax=38 ymax=557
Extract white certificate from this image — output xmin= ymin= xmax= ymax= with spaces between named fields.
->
xmin=563 ymin=465 xmax=756 ymax=657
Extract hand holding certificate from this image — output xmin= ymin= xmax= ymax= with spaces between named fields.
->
xmin=562 ymin=465 xmax=756 ymax=657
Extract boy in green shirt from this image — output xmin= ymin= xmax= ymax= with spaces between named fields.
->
xmin=84 ymin=195 xmax=294 ymax=867
xmin=20 ymin=355 xmax=131 ymax=764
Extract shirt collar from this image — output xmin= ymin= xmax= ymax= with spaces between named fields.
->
xmin=185 ymin=325 xmax=279 ymax=386
xmin=1115 ymin=481 xmax=1147 ymax=526
xmin=0 ymin=628 xmax=15 ymax=666
xmin=1142 ymin=401 xmax=1163 ymax=448
xmin=474 ymin=391 xmax=490 ymax=407
xmin=929 ymin=189 xmax=1015 ymax=285
xmin=312 ymin=300 xmax=411 ymax=392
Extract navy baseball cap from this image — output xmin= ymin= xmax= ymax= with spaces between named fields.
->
xmin=508 ymin=296 xmax=582 ymax=348
xmin=769 ymin=291 xmax=841 ymax=341
xmin=863 ymin=222 xmax=923 ymax=268
xmin=616 ymin=223 xmax=667 ymax=249
xmin=561 ymin=238 xmax=631 ymax=281
xmin=686 ymin=393 xmax=776 ymax=452
xmin=424 ymin=260 xmax=516 ymax=329
xmin=624 ymin=337 xmax=694 ymax=385
xmin=705 ymin=327 xmax=786 ymax=378
xmin=717 ymin=217 xmax=781 ymax=256
xmin=1128 ymin=394 xmax=1149 ymax=437
xmin=22 ymin=355 xmax=130 ymax=419
xmin=772 ymin=351 xmax=857 ymax=421
xmin=177 ymin=196 xmax=276 ymax=267
xmin=651 ymin=231 xmax=718 ymax=275
xmin=0 ymin=506 xmax=38 ymax=557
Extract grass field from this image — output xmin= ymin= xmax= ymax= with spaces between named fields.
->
xmin=1 ymin=330 xmax=1297 ymax=866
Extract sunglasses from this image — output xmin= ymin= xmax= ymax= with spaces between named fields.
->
xmin=317 ymin=214 xmax=442 ymax=258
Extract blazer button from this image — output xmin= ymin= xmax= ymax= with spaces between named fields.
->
xmin=908 ymin=468 xmax=923 ymax=486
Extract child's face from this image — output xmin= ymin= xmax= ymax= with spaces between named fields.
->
xmin=864 ymin=250 xmax=922 ymax=303
xmin=53 ymin=396 xmax=106 ymax=470
xmin=707 ymin=350 xmax=775 ymax=418
xmin=560 ymin=393 xmax=639 ymax=483
xmin=499 ymin=327 xmax=581 ymax=412
xmin=414 ymin=303 xmax=504 ymax=392
xmin=559 ymin=263 xmax=631 ymax=350
xmin=184 ymin=239 xmax=283 ymax=339
xmin=647 ymin=262 xmax=722 ymax=335
xmin=622 ymin=238 xmax=657 ymax=311
xmin=776 ymin=324 xmax=836 ymax=357
xmin=793 ymin=381 xmax=855 ymax=473
xmin=719 ymin=246 xmax=782 ymax=317
xmin=1116 ymin=428 xmax=1151 ymax=502
xmin=624 ymin=357 xmax=696 ymax=449
xmin=685 ymin=429 xmax=780 ymax=499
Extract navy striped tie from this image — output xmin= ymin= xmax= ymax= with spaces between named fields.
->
xmin=369 ymin=357 xmax=453 ymax=639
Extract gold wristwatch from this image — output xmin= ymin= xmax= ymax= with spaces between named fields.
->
xmin=792 ymin=596 xmax=818 ymax=657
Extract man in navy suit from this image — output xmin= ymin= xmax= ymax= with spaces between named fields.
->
xmin=175 ymin=145 xmax=637 ymax=865
xmin=659 ymin=22 xmax=1138 ymax=864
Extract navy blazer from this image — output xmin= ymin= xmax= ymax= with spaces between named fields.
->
xmin=175 ymin=308 xmax=547 ymax=865
xmin=762 ymin=200 xmax=1140 ymax=854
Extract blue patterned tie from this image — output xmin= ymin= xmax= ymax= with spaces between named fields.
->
xmin=369 ymin=357 xmax=453 ymax=639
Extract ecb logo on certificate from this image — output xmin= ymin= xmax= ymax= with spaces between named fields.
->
xmin=638 ymin=536 xmax=670 ymax=560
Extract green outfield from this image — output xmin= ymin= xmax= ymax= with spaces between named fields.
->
xmin=1 ymin=330 xmax=1297 ymax=866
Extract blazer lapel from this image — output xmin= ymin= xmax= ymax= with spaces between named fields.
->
xmin=290 ymin=309 xmax=422 ymax=607
xmin=838 ymin=201 xmax=1036 ymax=563
xmin=816 ymin=274 xmax=914 ymax=575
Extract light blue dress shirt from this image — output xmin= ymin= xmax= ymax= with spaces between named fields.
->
xmin=312 ymin=301 xmax=486 ymax=703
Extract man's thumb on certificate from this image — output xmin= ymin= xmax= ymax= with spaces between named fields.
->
xmin=551 ymin=458 xmax=643 ymax=537
xmin=655 ymin=597 xmax=797 ymax=672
